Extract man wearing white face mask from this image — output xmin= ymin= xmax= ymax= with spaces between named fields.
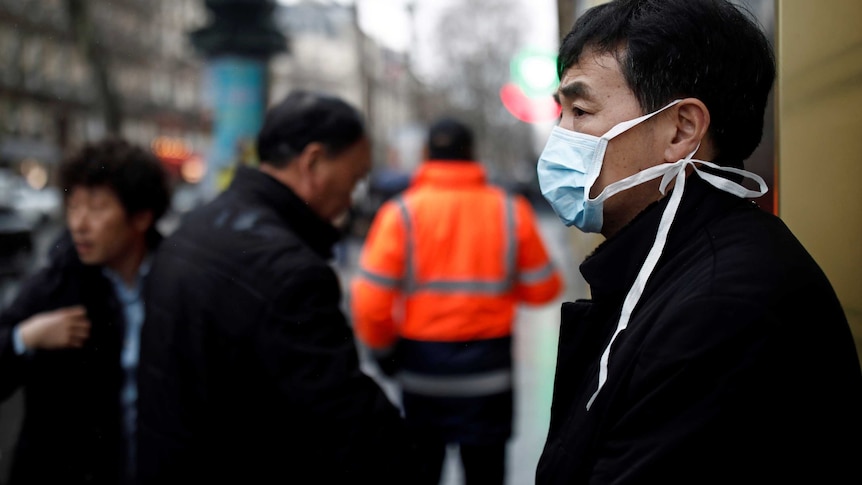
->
xmin=535 ymin=1 xmax=862 ymax=484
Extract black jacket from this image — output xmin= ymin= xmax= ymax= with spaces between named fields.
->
xmin=537 ymin=174 xmax=862 ymax=484
xmin=0 ymin=232 xmax=126 ymax=485
xmin=138 ymin=167 xmax=411 ymax=484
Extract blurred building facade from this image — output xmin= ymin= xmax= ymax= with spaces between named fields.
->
xmin=0 ymin=0 xmax=427 ymax=205
xmin=0 ymin=0 xmax=211 ymax=186
xmin=271 ymin=1 xmax=424 ymax=174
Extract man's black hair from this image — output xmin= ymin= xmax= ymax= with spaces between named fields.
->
xmin=256 ymin=90 xmax=366 ymax=168
xmin=59 ymin=137 xmax=171 ymax=224
xmin=426 ymin=117 xmax=474 ymax=161
xmin=558 ymin=0 xmax=775 ymax=166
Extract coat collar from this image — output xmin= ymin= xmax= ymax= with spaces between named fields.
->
xmin=411 ymin=161 xmax=486 ymax=188
xmin=228 ymin=166 xmax=341 ymax=259
xmin=580 ymin=172 xmax=754 ymax=299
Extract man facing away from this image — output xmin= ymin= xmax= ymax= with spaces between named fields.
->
xmin=0 ymin=138 xmax=170 ymax=485
xmin=137 ymin=90 xmax=413 ymax=484
xmin=352 ymin=117 xmax=563 ymax=485
xmin=534 ymin=0 xmax=862 ymax=483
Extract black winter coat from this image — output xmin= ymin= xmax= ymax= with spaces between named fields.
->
xmin=0 ymin=232 xmax=126 ymax=485
xmin=537 ymin=174 xmax=862 ymax=484
xmin=138 ymin=167 xmax=411 ymax=484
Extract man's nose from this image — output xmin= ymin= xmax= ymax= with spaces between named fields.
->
xmin=67 ymin=209 xmax=89 ymax=233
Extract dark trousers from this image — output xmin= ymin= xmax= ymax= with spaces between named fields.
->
xmin=415 ymin=437 xmax=506 ymax=485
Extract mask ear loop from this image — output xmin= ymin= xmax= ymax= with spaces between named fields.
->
xmin=600 ymin=99 xmax=683 ymax=139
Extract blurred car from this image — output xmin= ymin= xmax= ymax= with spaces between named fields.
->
xmin=0 ymin=205 xmax=33 ymax=280
xmin=157 ymin=182 xmax=210 ymax=236
xmin=13 ymin=184 xmax=62 ymax=227
xmin=170 ymin=182 xmax=209 ymax=214
xmin=0 ymin=168 xmax=62 ymax=228
xmin=346 ymin=168 xmax=411 ymax=239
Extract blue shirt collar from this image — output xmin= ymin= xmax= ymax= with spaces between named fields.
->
xmin=102 ymin=254 xmax=152 ymax=299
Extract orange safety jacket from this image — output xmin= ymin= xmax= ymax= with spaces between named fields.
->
xmin=351 ymin=161 xmax=562 ymax=352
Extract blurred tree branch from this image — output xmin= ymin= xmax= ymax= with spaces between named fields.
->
xmin=557 ymin=0 xmax=576 ymax=42
xmin=426 ymin=0 xmax=535 ymax=181
xmin=66 ymin=0 xmax=122 ymax=135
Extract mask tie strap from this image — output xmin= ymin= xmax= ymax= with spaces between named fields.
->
xmin=691 ymin=160 xmax=768 ymax=198
xmin=590 ymin=158 xmax=686 ymax=205
xmin=585 ymin=152 xmax=767 ymax=410
xmin=586 ymin=159 xmax=689 ymax=410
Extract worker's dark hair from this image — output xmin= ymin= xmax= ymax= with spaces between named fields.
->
xmin=426 ymin=117 xmax=474 ymax=161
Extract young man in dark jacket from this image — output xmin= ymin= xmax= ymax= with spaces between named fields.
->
xmin=0 ymin=138 xmax=170 ymax=485
xmin=137 ymin=90 xmax=412 ymax=484
xmin=535 ymin=0 xmax=862 ymax=483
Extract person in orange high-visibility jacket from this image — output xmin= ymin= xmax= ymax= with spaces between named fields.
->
xmin=351 ymin=118 xmax=562 ymax=485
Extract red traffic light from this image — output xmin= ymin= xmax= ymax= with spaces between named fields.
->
xmin=499 ymin=83 xmax=561 ymax=123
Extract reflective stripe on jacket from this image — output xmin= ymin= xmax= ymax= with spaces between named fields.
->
xmin=351 ymin=161 xmax=562 ymax=351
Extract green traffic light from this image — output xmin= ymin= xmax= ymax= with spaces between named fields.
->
xmin=510 ymin=48 xmax=559 ymax=99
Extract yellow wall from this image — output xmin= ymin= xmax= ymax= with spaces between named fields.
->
xmin=776 ymin=0 xmax=862 ymax=361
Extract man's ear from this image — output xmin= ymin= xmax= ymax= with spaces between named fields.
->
xmin=261 ymin=142 xmax=327 ymax=203
xmin=296 ymin=142 xmax=325 ymax=177
xmin=664 ymin=98 xmax=711 ymax=163
xmin=132 ymin=210 xmax=154 ymax=234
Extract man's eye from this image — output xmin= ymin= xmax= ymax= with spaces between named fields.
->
xmin=572 ymin=107 xmax=587 ymax=117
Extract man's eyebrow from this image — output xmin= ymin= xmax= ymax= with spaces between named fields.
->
xmin=555 ymin=81 xmax=593 ymax=103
